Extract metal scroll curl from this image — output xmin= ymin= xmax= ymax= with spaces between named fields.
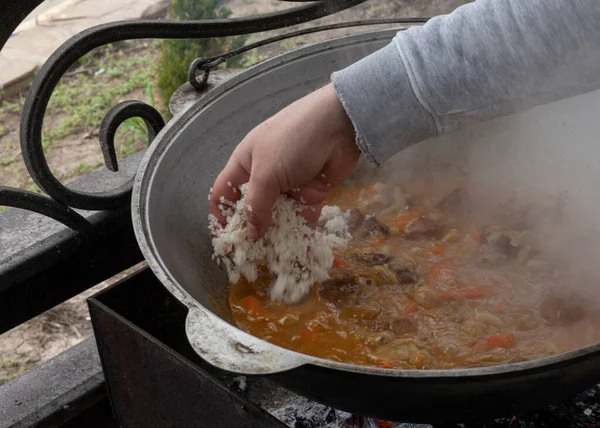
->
xmin=16 ymin=0 xmax=366 ymax=218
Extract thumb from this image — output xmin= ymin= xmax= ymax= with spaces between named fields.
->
xmin=244 ymin=170 xmax=281 ymax=240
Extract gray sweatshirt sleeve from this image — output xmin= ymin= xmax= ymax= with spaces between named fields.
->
xmin=331 ymin=0 xmax=600 ymax=166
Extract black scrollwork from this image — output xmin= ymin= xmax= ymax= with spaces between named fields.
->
xmin=99 ymin=101 xmax=166 ymax=173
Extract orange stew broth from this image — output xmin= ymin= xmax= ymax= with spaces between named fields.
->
xmin=228 ymin=180 xmax=600 ymax=369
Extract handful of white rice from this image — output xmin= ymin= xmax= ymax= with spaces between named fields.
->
xmin=209 ymin=184 xmax=349 ymax=304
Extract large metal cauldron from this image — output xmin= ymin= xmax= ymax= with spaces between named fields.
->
xmin=132 ymin=29 xmax=600 ymax=423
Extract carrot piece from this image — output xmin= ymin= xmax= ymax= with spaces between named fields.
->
xmin=378 ymin=362 xmax=395 ymax=369
xmin=426 ymin=260 xmax=456 ymax=288
xmin=430 ymin=246 xmax=445 ymax=255
xmin=403 ymin=303 xmax=418 ymax=315
xmin=393 ymin=211 xmax=421 ymax=230
xmin=238 ymin=296 xmax=268 ymax=318
xmin=472 ymin=332 xmax=516 ymax=353
xmin=333 ymin=256 xmax=348 ymax=268
xmin=471 ymin=231 xmax=482 ymax=242
xmin=485 ymin=332 xmax=516 ymax=349
xmin=468 ymin=301 xmax=482 ymax=308
xmin=457 ymin=285 xmax=496 ymax=299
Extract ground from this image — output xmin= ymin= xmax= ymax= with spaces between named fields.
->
xmin=0 ymin=0 xmax=469 ymax=384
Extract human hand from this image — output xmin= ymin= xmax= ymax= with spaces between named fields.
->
xmin=209 ymin=83 xmax=360 ymax=239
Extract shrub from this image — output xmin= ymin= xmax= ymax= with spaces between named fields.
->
xmin=156 ymin=0 xmax=247 ymax=105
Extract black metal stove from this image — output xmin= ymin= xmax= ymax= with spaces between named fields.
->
xmin=88 ymin=267 xmax=600 ymax=428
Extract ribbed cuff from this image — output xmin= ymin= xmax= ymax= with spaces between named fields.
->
xmin=331 ymin=41 xmax=438 ymax=166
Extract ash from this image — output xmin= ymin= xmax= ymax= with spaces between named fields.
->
xmin=271 ymin=397 xmax=350 ymax=428
xmin=271 ymin=396 xmax=432 ymax=428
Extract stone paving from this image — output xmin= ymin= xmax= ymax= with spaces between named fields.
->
xmin=0 ymin=0 xmax=170 ymax=97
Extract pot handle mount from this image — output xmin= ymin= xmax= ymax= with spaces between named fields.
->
xmin=185 ymin=307 xmax=309 ymax=375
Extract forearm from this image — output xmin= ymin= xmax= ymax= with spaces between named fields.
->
xmin=332 ymin=0 xmax=600 ymax=165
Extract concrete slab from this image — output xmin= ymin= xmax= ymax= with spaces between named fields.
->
xmin=0 ymin=54 xmax=37 ymax=98
xmin=0 ymin=0 xmax=170 ymax=96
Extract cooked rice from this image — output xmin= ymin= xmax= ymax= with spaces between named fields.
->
xmin=209 ymin=184 xmax=349 ymax=304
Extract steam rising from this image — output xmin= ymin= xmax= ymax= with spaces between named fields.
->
xmin=348 ymin=87 xmax=600 ymax=302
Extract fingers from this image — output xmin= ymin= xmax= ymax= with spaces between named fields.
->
xmin=244 ymin=169 xmax=281 ymax=240
xmin=286 ymin=181 xmax=330 ymax=231
xmin=301 ymin=204 xmax=323 ymax=229
xmin=209 ymin=155 xmax=249 ymax=225
xmin=288 ymin=185 xmax=327 ymax=205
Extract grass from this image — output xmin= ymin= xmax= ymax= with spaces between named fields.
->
xmin=280 ymin=37 xmax=305 ymax=52
xmin=0 ymin=100 xmax=22 ymax=115
xmin=0 ymin=358 xmax=30 ymax=385
xmin=239 ymin=48 xmax=266 ymax=68
xmin=114 ymin=117 xmax=149 ymax=159
xmin=42 ymin=41 xmax=159 ymax=150
xmin=0 ymin=153 xmax=16 ymax=166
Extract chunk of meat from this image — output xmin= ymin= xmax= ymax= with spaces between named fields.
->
xmin=318 ymin=273 xmax=361 ymax=308
xmin=351 ymin=252 xmax=392 ymax=266
xmin=346 ymin=208 xmax=366 ymax=233
xmin=396 ymin=269 xmax=419 ymax=284
xmin=539 ymin=292 xmax=586 ymax=326
xmin=388 ymin=256 xmax=419 ymax=284
xmin=391 ymin=317 xmax=417 ymax=336
xmin=402 ymin=216 xmax=441 ymax=240
xmin=478 ymin=246 xmax=508 ymax=266
xmin=365 ymin=315 xmax=418 ymax=337
xmin=436 ymin=187 xmax=470 ymax=216
xmin=366 ymin=265 xmax=398 ymax=285
xmin=356 ymin=215 xmax=389 ymax=238
xmin=346 ymin=209 xmax=389 ymax=238
xmin=481 ymin=226 xmax=520 ymax=257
